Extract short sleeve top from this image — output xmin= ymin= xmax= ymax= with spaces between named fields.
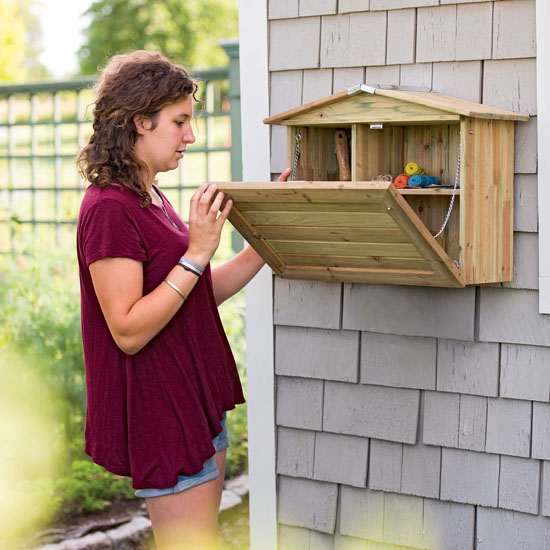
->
xmin=76 ymin=183 xmax=245 ymax=490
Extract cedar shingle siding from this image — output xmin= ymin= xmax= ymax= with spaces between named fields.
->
xmin=267 ymin=1 xmax=544 ymax=548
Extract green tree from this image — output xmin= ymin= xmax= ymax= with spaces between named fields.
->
xmin=0 ymin=0 xmax=48 ymax=83
xmin=19 ymin=0 xmax=49 ymax=80
xmin=78 ymin=0 xmax=238 ymax=75
xmin=0 ymin=0 xmax=27 ymax=82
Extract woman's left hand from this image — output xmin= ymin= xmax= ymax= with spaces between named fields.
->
xmin=278 ymin=167 xmax=292 ymax=182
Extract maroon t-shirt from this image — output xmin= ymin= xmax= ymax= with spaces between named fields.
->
xmin=76 ymin=183 xmax=245 ymax=490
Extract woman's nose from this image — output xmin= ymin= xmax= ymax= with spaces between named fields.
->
xmin=184 ymin=125 xmax=196 ymax=144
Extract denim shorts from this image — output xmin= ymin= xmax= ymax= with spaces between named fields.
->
xmin=135 ymin=412 xmax=229 ymax=498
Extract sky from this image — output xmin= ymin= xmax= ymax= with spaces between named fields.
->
xmin=34 ymin=0 xmax=93 ymax=78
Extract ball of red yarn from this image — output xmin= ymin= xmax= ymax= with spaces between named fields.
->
xmin=393 ymin=174 xmax=410 ymax=188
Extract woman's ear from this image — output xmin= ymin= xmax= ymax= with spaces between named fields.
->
xmin=134 ymin=115 xmax=152 ymax=135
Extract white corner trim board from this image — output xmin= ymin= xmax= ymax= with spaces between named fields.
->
xmin=537 ymin=1 xmax=550 ymax=313
xmin=238 ymin=2 xmax=278 ymax=550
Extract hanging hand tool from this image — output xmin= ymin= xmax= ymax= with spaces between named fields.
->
xmin=335 ymin=129 xmax=351 ymax=181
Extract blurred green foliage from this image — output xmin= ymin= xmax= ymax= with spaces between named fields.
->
xmin=0 ymin=239 xmax=85 ymax=458
xmin=78 ymin=0 xmax=238 ymax=75
xmin=0 ymin=347 xmax=63 ymax=546
xmin=219 ymin=291 xmax=249 ymax=479
xmin=57 ymin=460 xmax=135 ymax=513
xmin=0 ymin=0 xmax=48 ymax=82
xmin=0 ymin=0 xmax=27 ymax=82
xmin=0 ymin=229 xmax=249 ymax=522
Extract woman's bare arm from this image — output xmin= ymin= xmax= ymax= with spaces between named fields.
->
xmin=90 ymin=257 xmax=201 ymax=355
xmin=211 ymin=245 xmax=265 ymax=305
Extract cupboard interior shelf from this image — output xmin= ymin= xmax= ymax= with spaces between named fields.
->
xmin=397 ymin=188 xmax=458 ymax=195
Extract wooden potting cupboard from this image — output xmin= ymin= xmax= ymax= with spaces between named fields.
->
xmin=216 ymin=85 xmax=529 ymax=288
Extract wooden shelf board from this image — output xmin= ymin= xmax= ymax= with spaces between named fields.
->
xmin=236 ymin=201 xmax=386 ymax=212
xmin=282 ymin=265 xmax=462 ymax=287
xmin=246 ymin=211 xmax=399 ymax=228
xmin=268 ymin=239 xmax=423 ymax=258
xmin=398 ymin=188 xmax=459 ymax=195
xmin=257 ymin=226 xmax=408 ymax=243
xmin=279 ymin=254 xmax=431 ymax=270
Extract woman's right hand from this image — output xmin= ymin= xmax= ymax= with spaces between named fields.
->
xmin=185 ymin=183 xmax=233 ymax=266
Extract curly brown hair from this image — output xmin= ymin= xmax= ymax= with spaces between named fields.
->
xmin=77 ymin=50 xmax=199 ymax=207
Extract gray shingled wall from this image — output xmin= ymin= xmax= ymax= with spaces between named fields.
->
xmin=267 ymin=1 xmax=545 ymax=549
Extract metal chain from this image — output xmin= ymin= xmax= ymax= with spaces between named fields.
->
xmin=290 ymin=133 xmax=302 ymax=181
xmin=434 ymin=144 xmax=461 ymax=239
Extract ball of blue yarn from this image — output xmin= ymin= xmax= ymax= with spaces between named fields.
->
xmin=408 ymin=175 xmax=440 ymax=187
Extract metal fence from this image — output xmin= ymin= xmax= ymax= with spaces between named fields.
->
xmin=0 ymin=42 xmax=241 ymax=253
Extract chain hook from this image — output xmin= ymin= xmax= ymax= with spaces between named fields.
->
xmin=290 ymin=133 xmax=302 ymax=181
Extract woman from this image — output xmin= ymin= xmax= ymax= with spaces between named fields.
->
xmin=76 ymin=50 xmax=289 ymax=550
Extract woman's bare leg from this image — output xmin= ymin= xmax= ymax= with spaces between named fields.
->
xmin=145 ymin=450 xmax=226 ymax=550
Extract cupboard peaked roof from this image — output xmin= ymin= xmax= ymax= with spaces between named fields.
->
xmin=263 ymin=84 xmax=530 ymax=125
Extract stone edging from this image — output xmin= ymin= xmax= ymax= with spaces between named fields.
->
xmin=35 ymin=516 xmax=151 ymax=550
xmin=31 ymin=475 xmax=249 ymax=550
